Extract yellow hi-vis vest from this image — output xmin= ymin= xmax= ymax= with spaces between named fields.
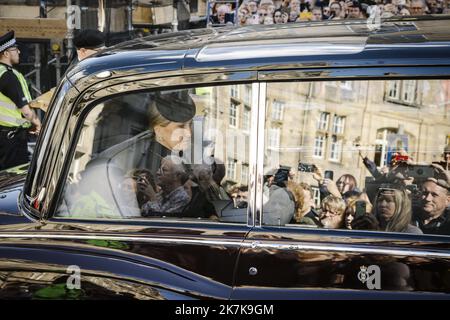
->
xmin=0 ymin=64 xmax=31 ymax=128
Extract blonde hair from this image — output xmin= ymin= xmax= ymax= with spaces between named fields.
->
xmin=148 ymin=101 xmax=170 ymax=128
xmin=344 ymin=194 xmax=373 ymax=218
xmin=321 ymin=195 xmax=346 ymax=215
xmin=286 ymin=181 xmax=315 ymax=223
xmin=373 ymin=189 xmax=412 ymax=233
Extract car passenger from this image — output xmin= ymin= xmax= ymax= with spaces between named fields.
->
xmin=181 ymin=163 xmax=219 ymax=220
xmin=124 ymin=168 xmax=156 ymax=209
xmin=319 ymin=195 xmax=346 ymax=229
xmin=142 ymin=155 xmax=190 ymax=216
xmin=145 ymin=91 xmax=196 ymax=173
xmin=192 ymin=163 xmax=229 ymax=202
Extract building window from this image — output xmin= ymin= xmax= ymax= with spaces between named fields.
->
xmin=229 ymin=102 xmax=238 ymax=127
xmin=241 ymin=164 xmax=249 ymax=183
xmin=227 ymin=159 xmax=237 ymax=181
xmin=386 ymin=80 xmax=417 ymax=105
xmin=313 ymin=134 xmax=325 ymax=158
xmin=312 ymin=187 xmax=321 ymax=208
xmin=244 ymin=84 xmax=251 ymax=106
xmin=402 ymin=80 xmax=416 ymax=104
xmin=242 ymin=107 xmax=251 ymax=132
xmin=271 ymin=100 xmax=285 ymax=121
xmin=387 ymin=80 xmax=400 ymax=100
xmin=268 ymin=128 xmax=281 ymax=149
xmin=230 ymin=85 xmax=239 ymax=98
xmin=329 ymin=135 xmax=342 ymax=162
xmin=332 ymin=115 xmax=345 ymax=135
xmin=374 ymin=128 xmax=396 ymax=168
xmin=317 ymin=112 xmax=329 ymax=131
xmin=340 ymin=81 xmax=352 ymax=90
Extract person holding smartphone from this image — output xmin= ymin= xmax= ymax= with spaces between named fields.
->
xmin=352 ymin=187 xmax=422 ymax=234
xmin=312 ymin=166 xmax=359 ymax=201
xmin=343 ymin=193 xmax=372 ymax=229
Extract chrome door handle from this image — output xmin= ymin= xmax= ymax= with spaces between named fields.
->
xmin=249 ymin=267 xmax=258 ymax=276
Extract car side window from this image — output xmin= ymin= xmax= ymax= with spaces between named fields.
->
xmin=263 ymin=79 xmax=450 ymax=237
xmin=55 ymin=85 xmax=253 ymax=223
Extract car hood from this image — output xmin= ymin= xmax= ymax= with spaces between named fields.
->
xmin=0 ymin=164 xmax=28 ymax=217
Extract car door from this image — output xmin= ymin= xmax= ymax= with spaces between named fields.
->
xmin=0 ymin=219 xmax=250 ymax=299
xmin=0 ymin=81 xmax=261 ymax=299
xmin=232 ymin=76 xmax=450 ymax=299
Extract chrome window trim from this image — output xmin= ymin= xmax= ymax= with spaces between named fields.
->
xmin=1 ymin=233 xmax=450 ymax=259
xmin=258 ymin=66 xmax=450 ymax=82
xmin=247 ymin=83 xmax=261 ymax=227
xmin=255 ymin=83 xmax=267 ymax=228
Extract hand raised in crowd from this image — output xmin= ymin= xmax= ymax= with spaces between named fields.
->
xmin=312 ymin=166 xmax=341 ymax=198
xmin=322 ymin=178 xmax=341 ymax=198
xmin=312 ymin=165 xmax=323 ymax=182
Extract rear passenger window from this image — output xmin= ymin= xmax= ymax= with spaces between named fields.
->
xmin=56 ymin=85 xmax=253 ymax=224
xmin=263 ymin=80 xmax=450 ymax=236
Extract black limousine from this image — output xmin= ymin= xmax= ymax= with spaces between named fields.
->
xmin=0 ymin=16 xmax=450 ymax=299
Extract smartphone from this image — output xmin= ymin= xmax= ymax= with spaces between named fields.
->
xmin=298 ymin=163 xmax=316 ymax=172
xmin=324 ymin=170 xmax=334 ymax=180
xmin=355 ymin=200 xmax=366 ymax=218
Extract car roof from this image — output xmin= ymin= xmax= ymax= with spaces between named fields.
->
xmin=67 ymin=16 xmax=450 ymax=87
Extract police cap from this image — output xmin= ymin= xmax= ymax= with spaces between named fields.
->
xmin=0 ymin=31 xmax=16 ymax=53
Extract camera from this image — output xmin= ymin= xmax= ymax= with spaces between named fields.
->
xmin=406 ymin=165 xmax=434 ymax=180
xmin=298 ymin=163 xmax=316 ymax=172
xmin=324 ymin=170 xmax=334 ymax=180
xmin=274 ymin=166 xmax=291 ymax=187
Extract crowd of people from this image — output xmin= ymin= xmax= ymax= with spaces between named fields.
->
xmin=261 ymin=149 xmax=450 ymax=236
xmin=62 ymin=83 xmax=450 ymax=237
xmin=209 ymin=0 xmax=450 ymax=26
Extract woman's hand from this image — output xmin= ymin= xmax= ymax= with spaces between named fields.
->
xmin=351 ymin=213 xmax=380 ymax=231
xmin=312 ymin=165 xmax=323 ymax=182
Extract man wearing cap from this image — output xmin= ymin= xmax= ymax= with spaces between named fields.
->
xmin=0 ymin=31 xmax=42 ymax=170
xmin=29 ymin=29 xmax=107 ymax=114
xmin=412 ymin=165 xmax=450 ymax=235
xmin=72 ymin=29 xmax=106 ymax=62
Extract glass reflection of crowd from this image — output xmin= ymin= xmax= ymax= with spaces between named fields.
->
xmin=265 ymin=147 xmax=450 ymax=236
xmin=216 ymin=0 xmax=450 ymax=26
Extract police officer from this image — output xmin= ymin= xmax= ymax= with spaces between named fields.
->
xmin=0 ymin=30 xmax=41 ymax=170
